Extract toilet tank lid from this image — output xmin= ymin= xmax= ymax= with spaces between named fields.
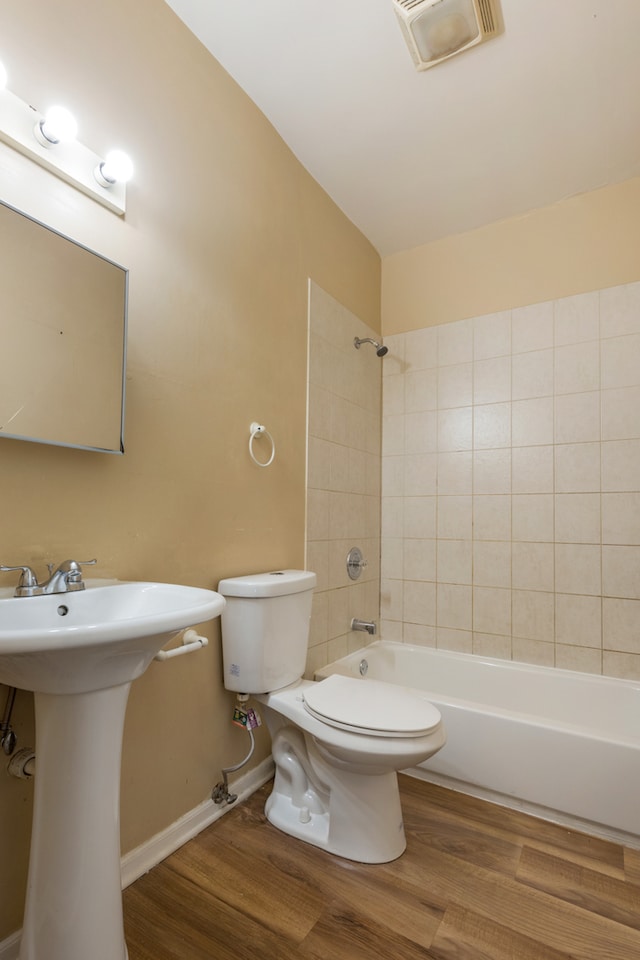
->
xmin=217 ymin=569 xmax=317 ymax=598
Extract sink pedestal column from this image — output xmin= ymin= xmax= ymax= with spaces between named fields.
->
xmin=20 ymin=683 xmax=132 ymax=960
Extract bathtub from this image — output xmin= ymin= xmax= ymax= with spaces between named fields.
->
xmin=316 ymin=640 xmax=640 ymax=846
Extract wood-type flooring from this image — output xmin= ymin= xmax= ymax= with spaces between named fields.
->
xmin=123 ymin=775 xmax=640 ymax=959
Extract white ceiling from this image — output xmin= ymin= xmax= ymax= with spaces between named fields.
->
xmin=165 ymin=0 xmax=640 ymax=256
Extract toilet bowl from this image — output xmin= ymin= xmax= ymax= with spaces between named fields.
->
xmin=217 ymin=569 xmax=446 ymax=863
xmin=258 ymin=675 xmax=445 ymax=862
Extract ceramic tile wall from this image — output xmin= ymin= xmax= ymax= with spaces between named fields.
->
xmin=305 ymin=282 xmax=381 ymax=675
xmin=381 ymin=281 xmax=640 ymax=681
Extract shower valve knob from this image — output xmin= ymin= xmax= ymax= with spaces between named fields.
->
xmin=346 ymin=547 xmax=367 ymax=580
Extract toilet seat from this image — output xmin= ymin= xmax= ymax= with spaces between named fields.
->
xmin=303 ymin=674 xmax=441 ymax=738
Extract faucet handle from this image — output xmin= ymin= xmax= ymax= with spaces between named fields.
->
xmin=55 ymin=558 xmax=97 ymax=569
xmin=0 ymin=565 xmax=40 ymax=596
xmin=58 ymin=559 xmax=97 ymax=581
xmin=0 ymin=564 xmax=39 ymax=586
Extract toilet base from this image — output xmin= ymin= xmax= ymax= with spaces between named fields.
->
xmin=265 ymin=778 xmax=406 ymax=863
xmin=265 ymin=724 xmax=407 ymax=863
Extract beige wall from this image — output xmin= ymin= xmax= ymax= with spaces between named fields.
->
xmin=382 ymin=177 xmax=640 ymax=334
xmin=0 ymin=0 xmax=380 ymax=940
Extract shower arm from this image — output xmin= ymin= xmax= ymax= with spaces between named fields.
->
xmin=353 ymin=337 xmax=388 ymax=357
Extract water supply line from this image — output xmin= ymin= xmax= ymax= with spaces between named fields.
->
xmin=2 ymin=685 xmax=37 ymax=780
xmin=1 ymin=686 xmax=17 ymax=755
xmin=212 ymin=693 xmax=257 ymax=805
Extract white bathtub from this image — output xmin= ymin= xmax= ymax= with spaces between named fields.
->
xmin=316 ymin=640 xmax=640 ymax=846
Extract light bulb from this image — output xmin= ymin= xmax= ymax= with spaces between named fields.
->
xmin=35 ymin=105 xmax=78 ymax=145
xmin=0 ymin=60 xmax=7 ymax=91
xmin=95 ymin=149 xmax=133 ymax=186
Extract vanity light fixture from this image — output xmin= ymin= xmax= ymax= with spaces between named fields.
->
xmin=94 ymin=149 xmax=134 ymax=188
xmin=33 ymin=105 xmax=78 ymax=146
xmin=0 ymin=57 xmax=132 ymax=215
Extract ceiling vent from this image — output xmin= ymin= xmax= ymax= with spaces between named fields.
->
xmin=393 ymin=0 xmax=501 ymax=71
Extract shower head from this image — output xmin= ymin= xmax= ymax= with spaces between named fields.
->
xmin=354 ymin=336 xmax=388 ymax=357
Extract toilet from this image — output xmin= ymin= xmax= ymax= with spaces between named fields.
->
xmin=217 ymin=569 xmax=446 ymax=863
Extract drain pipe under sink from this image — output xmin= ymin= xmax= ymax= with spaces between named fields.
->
xmin=8 ymin=747 xmax=36 ymax=779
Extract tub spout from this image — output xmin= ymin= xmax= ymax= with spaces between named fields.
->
xmin=351 ymin=618 xmax=377 ymax=635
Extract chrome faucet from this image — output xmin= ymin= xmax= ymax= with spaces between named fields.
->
xmin=40 ymin=559 xmax=97 ymax=595
xmin=0 ymin=559 xmax=97 ymax=597
xmin=351 ymin=618 xmax=377 ymax=635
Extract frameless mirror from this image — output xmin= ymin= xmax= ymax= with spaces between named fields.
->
xmin=0 ymin=199 xmax=127 ymax=453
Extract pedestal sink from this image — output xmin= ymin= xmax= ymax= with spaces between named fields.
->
xmin=0 ymin=579 xmax=225 ymax=960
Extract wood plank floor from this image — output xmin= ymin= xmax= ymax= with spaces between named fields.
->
xmin=123 ymin=776 xmax=640 ymax=959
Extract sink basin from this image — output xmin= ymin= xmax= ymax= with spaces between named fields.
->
xmin=0 ymin=579 xmax=225 ymax=694
xmin=0 ymin=578 xmax=225 ymax=960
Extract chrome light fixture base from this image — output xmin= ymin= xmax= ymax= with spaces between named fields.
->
xmin=0 ymin=87 xmax=127 ymax=215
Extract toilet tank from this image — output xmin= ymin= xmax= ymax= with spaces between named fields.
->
xmin=217 ymin=570 xmax=317 ymax=693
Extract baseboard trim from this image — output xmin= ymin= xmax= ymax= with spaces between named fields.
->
xmin=0 ymin=932 xmax=20 ymax=960
xmin=0 ymin=758 xmax=274 ymax=960
xmin=120 ymin=756 xmax=274 ymax=888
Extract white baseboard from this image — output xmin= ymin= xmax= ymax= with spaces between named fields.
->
xmin=120 ymin=756 xmax=274 ymax=887
xmin=0 ymin=758 xmax=274 ymax=960
xmin=0 ymin=932 xmax=20 ymax=960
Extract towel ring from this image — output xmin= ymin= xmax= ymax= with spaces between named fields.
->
xmin=249 ymin=422 xmax=275 ymax=467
